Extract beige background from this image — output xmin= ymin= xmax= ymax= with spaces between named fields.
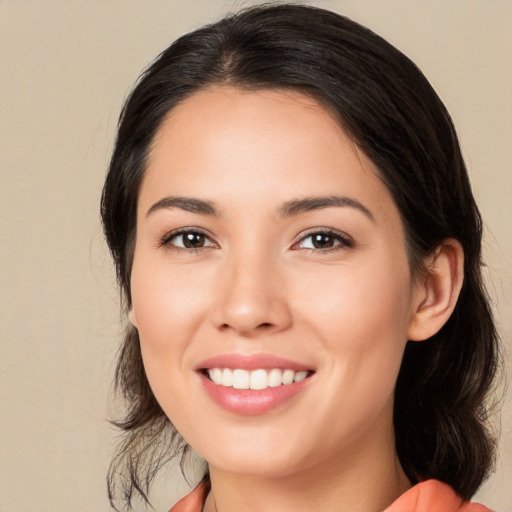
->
xmin=0 ymin=1 xmax=510 ymax=511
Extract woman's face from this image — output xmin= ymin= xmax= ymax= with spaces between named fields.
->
xmin=129 ymin=87 xmax=422 ymax=477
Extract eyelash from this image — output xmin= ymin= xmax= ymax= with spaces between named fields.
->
xmin=159 ymin=228 xmax=354 ymax=253
xmin=292 ymin=229 xmax=354 ymax=253
xmin=159 ymin=228 xmax=218 ymax=253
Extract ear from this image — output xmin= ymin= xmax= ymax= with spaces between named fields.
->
xmin=128 ymin=306 xmax=138 ymax=328
xmin=407 ymin=239 xmax=464 ymax=341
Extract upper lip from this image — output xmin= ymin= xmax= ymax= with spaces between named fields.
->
xmin=196 ymin=353 xmax=314 ymax=372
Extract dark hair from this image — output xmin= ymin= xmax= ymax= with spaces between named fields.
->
xmin=101 ymin=3 xmax=500 ymax=509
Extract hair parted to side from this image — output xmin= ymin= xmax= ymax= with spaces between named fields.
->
xmin=101 ymin=3 xmax=500 ymax=510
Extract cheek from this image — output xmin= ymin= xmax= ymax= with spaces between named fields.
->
xmin=298 ymin=269 xmax=411 ymax=448
xmin=129 ymin=264 xmax=206 ymax=417
xmin=297 ymin=259 xmax=412 ymax=393
xmin=129 ymin=265 xmax=201 ymax=396
xmin=129 ymin=254 xmax=226 ymax=415
xmin=296 ymin=256 xmax=412 ymax=340
xmin=130 ymin=255 xmax=211 ymax=337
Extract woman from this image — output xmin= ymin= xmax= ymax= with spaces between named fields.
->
xmin=101 ymin=4 xmax=500 ymax=511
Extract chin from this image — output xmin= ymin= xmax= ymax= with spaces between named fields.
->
xmin=190 ymin=429 xmax=318 ymax=479
xmin=206 ymin=452 xmax=310 ymax=479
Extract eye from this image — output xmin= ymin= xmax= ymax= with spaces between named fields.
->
xmin=293 ymin=229 xmax=354 ymax=251
xmin=161 ymin=229 xmax=217 ymax=250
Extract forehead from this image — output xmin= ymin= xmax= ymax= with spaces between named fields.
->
xmin=140 ymin=86 xmax=400 ymax=228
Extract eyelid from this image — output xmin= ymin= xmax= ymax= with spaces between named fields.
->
xmin=291 ymin=228 xmax=354 ymax=251
xmin=158 ymin=226 xmax=353 ymax=252
xmin=159 ymin=227 xmax=219 ymax=250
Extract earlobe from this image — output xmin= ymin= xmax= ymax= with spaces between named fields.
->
xmin=407 ymin=239 xmax=464 ymax=341
xmin=128 ymin=306 xmax=138 ymax=328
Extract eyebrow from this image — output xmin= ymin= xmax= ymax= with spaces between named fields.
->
xmin=278 ymin=195 xmax=375 ymax=221
xmin=146 ymin=196 xmax=218 ymax=218
xmin=146 ymin=194 xmax=374 ymax=222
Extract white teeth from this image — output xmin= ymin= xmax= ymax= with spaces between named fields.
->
xmin=221 ymin=368 xmax=233 ymax=387
xmin=268 ymin=368 xmax=283 ymax=387
xmin=282 ymin=369 xmax=295 ymax=385
xmin=209 ymin=368 xmax=222 ymax=385
xmin=206 ymin=368 xmax=311 ymax=389
xmin=250 ymin=369 xmax=268 ymax=390
xmin=232 ymin=369 xmax=250 ymax=389
xmin=294 ymin=370 xmax=309 ymax=383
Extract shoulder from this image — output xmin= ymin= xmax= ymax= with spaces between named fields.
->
xmin=168 ymin=481 xmax=210 ymax=512
xmin=385 ymin=479 xmax=492 ymax=512
xmin=169 ymin=479 xmax=492 ymax=512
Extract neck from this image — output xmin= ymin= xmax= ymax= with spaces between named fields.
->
xmin=203 ymin=412 xmax=410 ymax=512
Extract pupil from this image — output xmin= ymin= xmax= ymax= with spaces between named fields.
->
xmin=183 ymin=233 xmax=205 ymax=248
xmin=313 ymin=234 xmax=334 ymax=248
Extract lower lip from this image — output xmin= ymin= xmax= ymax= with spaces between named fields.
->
xmin=199 ymin=372 xmax=311 ymax=415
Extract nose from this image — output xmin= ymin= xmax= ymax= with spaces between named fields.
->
xmin=211 ymin=253 xmax=293 ymax=337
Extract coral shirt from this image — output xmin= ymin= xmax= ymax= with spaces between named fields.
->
xmin=169 ymin=479 xmax=491 ymax=512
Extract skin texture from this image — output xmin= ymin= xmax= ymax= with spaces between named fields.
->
xmin=129 ymin=87 xmax=464 ymax=512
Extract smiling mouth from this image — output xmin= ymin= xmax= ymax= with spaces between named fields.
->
xmin=203 ymin=368 xmax=313 ymax=390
